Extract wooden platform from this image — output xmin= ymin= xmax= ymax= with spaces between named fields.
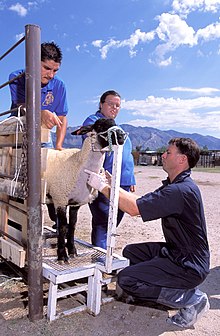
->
xmin=42 ymin=233 xmax=129 ymax=321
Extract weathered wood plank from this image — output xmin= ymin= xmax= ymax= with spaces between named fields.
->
xmin=0 ymin=178 xmax=23 ymax=196
xmin=0 ymin=237 xmax=26 ymax=268
xmin=0 ymin=128 xmax=50 ymax=147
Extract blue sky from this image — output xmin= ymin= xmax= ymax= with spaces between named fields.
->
xmin=0 ymin=0 xmax=220 ymax=138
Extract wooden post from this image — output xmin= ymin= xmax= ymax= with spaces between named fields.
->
xmin=25 ymin=24 xmax=43 ymax=321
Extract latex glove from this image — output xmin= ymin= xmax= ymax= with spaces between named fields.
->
xmin=84 ymin=169 xmax=108 ymax=192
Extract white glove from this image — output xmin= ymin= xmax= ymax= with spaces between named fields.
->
xmin=84 ymin=169 xmax=108 ymax=192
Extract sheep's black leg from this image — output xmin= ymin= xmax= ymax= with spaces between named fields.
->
xmin=66 ymin=206 xmax=80 ymax=257
xmin=46 ymin=193 xmax=58 ymax=229
xmin=57 ymin=206 xmax=69 ymax=263
xmin=46 ymin=202 xmax=57 ymax=222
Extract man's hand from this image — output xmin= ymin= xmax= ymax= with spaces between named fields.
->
xmin=55 ymin=115 xmax=67 ymax=150
xmin=41 ymin=110 xmax=62 ymax=129
xmin=84 ymin=169 xmax=108 ymax=192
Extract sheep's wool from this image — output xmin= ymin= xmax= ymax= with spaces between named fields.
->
xmin=45 ymin=133 xmax=105 ymax=209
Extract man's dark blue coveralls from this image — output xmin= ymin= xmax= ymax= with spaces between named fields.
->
xmin=118 ymin=169 xmax=210 ymax=309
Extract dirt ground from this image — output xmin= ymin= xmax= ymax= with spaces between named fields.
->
xmin=0 ymin=166 xmax=220 ymax=336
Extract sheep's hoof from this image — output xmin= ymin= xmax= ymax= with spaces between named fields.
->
xmin=69 ymin=252 xmax=77 ymax=258
xmin=57 ymin=258 xmax=69 ymax=265
xmin=57 ymin=259 xmax=64 ymax=265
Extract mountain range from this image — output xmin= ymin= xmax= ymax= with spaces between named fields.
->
xmin=52 ymin=124 xmax=220 ymax=151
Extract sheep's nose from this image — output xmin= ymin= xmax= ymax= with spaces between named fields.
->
xmin=117 ymin=134 xmax=126 ymax=145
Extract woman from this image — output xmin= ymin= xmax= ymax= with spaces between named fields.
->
xmin=82 ymin=90 xmax=136 ymax=249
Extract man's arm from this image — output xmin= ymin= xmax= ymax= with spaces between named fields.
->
xmin=102 ymin=185 xmax=140 ymax=216
xmin=55 ymin=115 xmax=67 ymax=150
xmin=41 ymin=111 xmax=66 ymax=149
xmin=85 ymin=170 xmax=140 ymax=217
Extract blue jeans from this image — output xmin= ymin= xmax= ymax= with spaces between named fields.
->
xmin=89 ymin=185 xmax=130 ymax=249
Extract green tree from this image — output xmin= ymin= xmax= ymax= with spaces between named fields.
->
xmin=135 ymin=145 xmax=142 ymax=152
xmin=157 ymin=146 xmax=166 ymax=154
xmin=202 ymin=145 xmax=209 ymax=152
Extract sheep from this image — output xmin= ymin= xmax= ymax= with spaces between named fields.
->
xmin=44 ymin=118 xmax=126 ymax=263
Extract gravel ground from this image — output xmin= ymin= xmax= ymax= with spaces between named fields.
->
xmin=0 ymin=166 xmax=220 ymax=336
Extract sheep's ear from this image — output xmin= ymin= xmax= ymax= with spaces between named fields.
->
xmin=71 ymin=124 xmax=94 ymax=135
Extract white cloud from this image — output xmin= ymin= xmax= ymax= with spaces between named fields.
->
xmin=122 ymin=95 xmax=220 ymax=135
xmin=172 ymin=0 xmax=220 ymax=15
xmin=129 ymin=49 xmax=138 ymax=58
xmin=92 ymin=29 xmax=155 ymax=60
xmin=196 ymin=22 xmax=220 ymax=42
xmin=15 ymin=33 xmax=25 ymax=41
xmin=27 ymin=2 xmax=39 ymax=9
xmin=9 ymin=3 xmax=28 ymax=17
xmin=91 ymin=13 xmax=198 ymax=64
xmin=158 ymin=56 xmax=172 ymax=67
xmin=169 ymin=87 xmax=220 ymax=95
xmin=153 ymin=13 xmax=220 ymax=64
xmin=150 ymin=13 xmax=198 ymax=64
xmin=90 ymin=3 xmax=220 ymax=66
xmin=156 ymin=13 xmax=195 ymax=46
xmin=92 ymin=40 xmax=103 ymax=48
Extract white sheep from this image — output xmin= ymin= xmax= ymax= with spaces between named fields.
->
xmin=44 ymin=118 xmax=126 ymax=262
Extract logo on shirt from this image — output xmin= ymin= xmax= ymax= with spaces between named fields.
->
xmin=42 ymin=91 xmax=54 ymax=106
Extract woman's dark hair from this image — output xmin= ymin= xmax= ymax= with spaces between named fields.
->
xmin=169 ymin=137 xmax=200 ymax=168
xmin=99 ymin=90 xmax=121 ymax=109
xmin=41 ymin=42 xmax=62 ymax=64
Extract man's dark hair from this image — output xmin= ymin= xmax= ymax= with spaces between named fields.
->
xmin=169 ymin=137 xmax=200 ymax=168
xmin=99 ymin=90 xmax=121 ymax=104
xmin=98 ymin=90 xmax=121 ymax=110
xmin=41 ymin=42 xmax=62 ymax=63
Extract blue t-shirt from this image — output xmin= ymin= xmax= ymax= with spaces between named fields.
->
xmin=137 ymin=169 xmax=210 ymax=277
xmin=82 ymin=111 xmax=136 ymax=187
xmin=9 ymin=69 xmax=68 ymax=116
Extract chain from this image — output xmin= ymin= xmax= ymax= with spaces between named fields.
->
xmin=19 ymin=123 xmax=28 ymax=199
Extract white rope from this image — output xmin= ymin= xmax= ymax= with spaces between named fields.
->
xmin=0 ymin=275 xmax=23 ymax=287
xmin=0 ymin=106 xmax=25 ymax=196
xmin=97 ymin=126 xmax=128 ymax=154
xmin=11 ymin=107 xmax=26 ymax=196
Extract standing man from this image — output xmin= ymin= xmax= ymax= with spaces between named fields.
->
xmin=85 ymin=137 xmax=210 ymax=328
xmin=9 ymin=41 xmax=68 ymax=150
xmin=82 ymin=90 xmax=136 ymax=249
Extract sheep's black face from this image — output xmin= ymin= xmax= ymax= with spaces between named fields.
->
xmin=71 ymin=118 xmax=127 ymax=148
xmin=93 ymin=118 xmax=116 ymax=133
xmin=94 ymin=119 xmax=127 ymax=148
xmin=110 ymin=129 xmax=126 ymax=145
xmin=71 ymin=118 xmax=116 ymax=136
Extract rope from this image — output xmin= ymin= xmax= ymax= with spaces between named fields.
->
xmin=97 ymin=126 xmax=128 ymax=155
xmin=10 ymin=107 xmax=26 ymax=197
xmin=0 ymin=106 xmax=25 ymax=197
xmin=0 ymin=275 xmax=22 ymax=287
